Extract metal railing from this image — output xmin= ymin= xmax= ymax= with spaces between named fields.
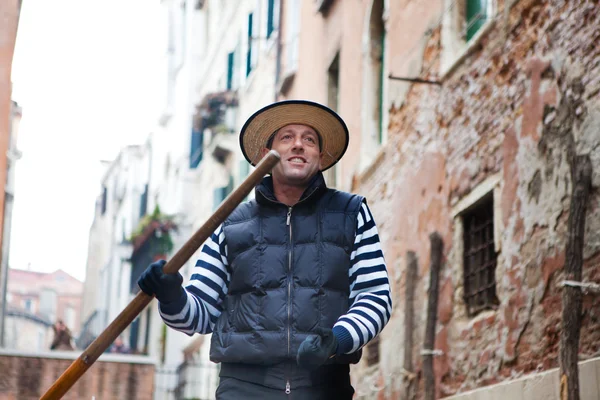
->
xmin=155 ymin=361 xmax=219 ymax=400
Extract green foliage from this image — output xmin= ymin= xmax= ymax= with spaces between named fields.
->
xmin=130 ymin=205 xmax=176 ymax=255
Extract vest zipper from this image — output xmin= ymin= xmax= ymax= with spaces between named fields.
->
xmin=255 ymin=188 xmax=320 ymax=395
xmin=286 ymin=206 xmax=293 ymax=395
xmin=287 ymin=206 xmax=293 ymax=356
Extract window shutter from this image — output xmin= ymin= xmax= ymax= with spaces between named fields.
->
xmin=465 ymin=0 xmax=487 ymax=41
xmin=190 ymin=128 xmax=204 ymax=169
xmin=246 ymin=13 xmax=254 ymax=76
xmin=267 ymin=0 xmax=275 ymax=38
xmin=227 ymin=51 xmax=235 ymax=90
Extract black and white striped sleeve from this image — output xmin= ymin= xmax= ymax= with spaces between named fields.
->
xmin=332 ymin=201 xmax=392 ymax=354
xmin=158 ymin=225 xmax=230 ymax=336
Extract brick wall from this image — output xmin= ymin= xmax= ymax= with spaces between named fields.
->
xmin=0 ymin=350 xmax=155 ymax=400
xmin=349 ymin=0 xmax=600 ymax=398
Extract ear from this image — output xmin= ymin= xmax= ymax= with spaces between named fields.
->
xmin=260 ymin=147 xmax=270 ymax=159
xmin=318 ymin=152 xmax=324 ymax=170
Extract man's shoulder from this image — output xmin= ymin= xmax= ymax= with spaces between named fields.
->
xmin=225 ymin=199 xmax=259 ymax=225
xmin=322 ymin=189 xmax=365 ymax=213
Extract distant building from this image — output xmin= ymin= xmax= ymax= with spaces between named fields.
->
xmin=4 ymin=268 xmax=83 ymax=351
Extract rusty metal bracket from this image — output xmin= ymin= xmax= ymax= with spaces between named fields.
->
xmin=388 ymin=74 xmax=442 ymax=85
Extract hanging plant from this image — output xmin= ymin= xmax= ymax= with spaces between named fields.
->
xmin=130 ymin=205 xmax=177 ymax=257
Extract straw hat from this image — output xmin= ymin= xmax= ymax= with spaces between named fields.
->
xmin=239 ymin=100 xmax=349 ymax=172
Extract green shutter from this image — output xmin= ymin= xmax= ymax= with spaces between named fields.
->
xmin=267 ymin=0 xmax=275 ymax=39
xmin=227 ymin=51 xmax=234 ymax=90
xmin=246 ymin=13 xmax=253 ymax=76
xmin=466 ymin=0 xmax=487 ymax=41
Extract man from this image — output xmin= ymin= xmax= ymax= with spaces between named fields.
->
xmin=138 ymin=100 xmax=392 ymax=399
xmin=50 ymin=320 xmax=75 ymax=351
xmin=109 ymin=336 xmax=130 ymax=354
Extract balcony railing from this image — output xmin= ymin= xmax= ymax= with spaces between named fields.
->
xmin=155 ymin=361 xmax=219 ymax=400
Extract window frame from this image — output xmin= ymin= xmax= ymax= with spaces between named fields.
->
xmin=461 ymin=193 xmax=499 ymax=316
xmin=440 ymin=0 xmax=496 ymax=78
xmin=451 ymin=174 xmax=503 ymax=318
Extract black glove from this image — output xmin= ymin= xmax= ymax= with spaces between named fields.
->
xmin=296 ymin=327 xmax=338 ymax=370
xmin=137 ymin=259 xmax=184 ymax=304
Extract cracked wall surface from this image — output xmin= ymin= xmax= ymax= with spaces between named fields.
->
xmin=349 ymin=0 xmax=600 ymax=398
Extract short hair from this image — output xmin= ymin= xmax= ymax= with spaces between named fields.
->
xmin=265 ymin=128 xmax=323 ymax=151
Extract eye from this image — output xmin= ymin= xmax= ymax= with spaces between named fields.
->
xmin=304 ymin=136 xmax=316 ymax=143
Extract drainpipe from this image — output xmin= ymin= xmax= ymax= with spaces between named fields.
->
xmin=274 ymin=0 xmax=284 ymax=101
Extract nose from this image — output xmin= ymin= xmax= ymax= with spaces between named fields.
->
xmin=291 ymin=136 xmax=305 ymax=151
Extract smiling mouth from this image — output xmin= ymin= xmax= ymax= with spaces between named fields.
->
xmin=288 ymin=157 xmax=306 ymax=164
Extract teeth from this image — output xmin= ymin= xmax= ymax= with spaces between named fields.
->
xmin=290 ymin=158 xmax=304 ymax=163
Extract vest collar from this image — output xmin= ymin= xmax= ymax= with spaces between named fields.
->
xmin=255 ymin=171 xmax=328 ymax=207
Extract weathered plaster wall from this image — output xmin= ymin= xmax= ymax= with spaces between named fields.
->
xmin=351 ymin=0 xmax=600 ymax=398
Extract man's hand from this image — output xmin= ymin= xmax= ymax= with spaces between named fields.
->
xmin=137 ymin=260 xmax=184 ymax=304
xmin=296 ymin=327 xmax=338 ymax=370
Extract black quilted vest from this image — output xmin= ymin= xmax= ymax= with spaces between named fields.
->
xmin=209 ymin=172 xmax=363 ymax=367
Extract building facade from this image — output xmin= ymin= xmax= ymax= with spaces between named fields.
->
xmin=84 ymin=1 xmax=600 ymax=399
xmin=277 ymin=0 xmax=600 ymax=398
xmin=80 ymin=145 xmax=152 ymax=350
xmin=4 ymin=268 xmax=83 ymax=352
xmin=0 ymin=0 xmax=23 ymax=348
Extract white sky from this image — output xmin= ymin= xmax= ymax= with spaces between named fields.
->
xmin=9 ymin=0 xmax=163 ymax=281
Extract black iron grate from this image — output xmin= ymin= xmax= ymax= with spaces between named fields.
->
xmin=462 ymin=194 xmax=499 ymax=316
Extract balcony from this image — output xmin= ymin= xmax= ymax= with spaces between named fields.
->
xmin=191 ymin=90 xmax=239 ymax=167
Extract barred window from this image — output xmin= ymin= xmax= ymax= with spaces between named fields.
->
xmin=462 ymin=193 xmax=499 ymax=316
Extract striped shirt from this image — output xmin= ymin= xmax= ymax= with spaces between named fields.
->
xmin=158 ymin=200 xmax=392 ymax=355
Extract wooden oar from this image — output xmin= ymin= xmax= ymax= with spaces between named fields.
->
xmin=40 ymin=150 xmax=280 ymax=400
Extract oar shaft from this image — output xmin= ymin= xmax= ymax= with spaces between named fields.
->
xmin=40 ymin=150 xmax=280 ymax=400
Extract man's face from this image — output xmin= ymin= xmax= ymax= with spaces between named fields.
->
xmin=262 ymin=124 xmax=323 ymax=187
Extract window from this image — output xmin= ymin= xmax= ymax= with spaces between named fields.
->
xmin=213 ymin=175 xmax=234 ymax=211
xmin=465 ymin=0 xmax=488 ymax=41
xmin=316 ymin=0 xmax=334 ymax=14
xmin=190 ymin=128 xmax=204 ymax=168
xmin=101 ymin=186 xmax=108 ymax=215
xmin=140 ymin=184 xmax=149 ymax=217
xmin=170 ymin=0 xmax=187 ymax=72
xmin=324 ymin=53 xmax=340 ymax=188
xmin=226 ymin=51 xmax=235 ymax=90
xmin=266 ymin=0 xmax=279 ymax=39
xmin=239 ymin=158 xmax=249 ymax=181
xmin=368 ymin=0 xmax=385 ymax=145
xmin=23 ymin=299 xmax=32 ymax=312
xmin=65 ymin=306 xmax=76 ymax=330
xmin=327 ymin=53 xmax=340 ymax=111
xmin=440 ymin=0 xmax=493 ymax=75
xmin=359 ymin=0 xmax=385 ymax=171
xmin=246 ymin=13 xmax=254 ymax=77
xmin=285 ymin=0 xmax=300 ymax=74
xmin=461 ymin=193 xmax=499 ymax=316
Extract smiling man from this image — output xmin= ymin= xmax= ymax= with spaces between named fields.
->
xmin=138 ymin=100 xmax=392 ymax=399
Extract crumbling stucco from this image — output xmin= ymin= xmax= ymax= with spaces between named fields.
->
xmin=350 ymin=1 xmax=600 ymax=398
